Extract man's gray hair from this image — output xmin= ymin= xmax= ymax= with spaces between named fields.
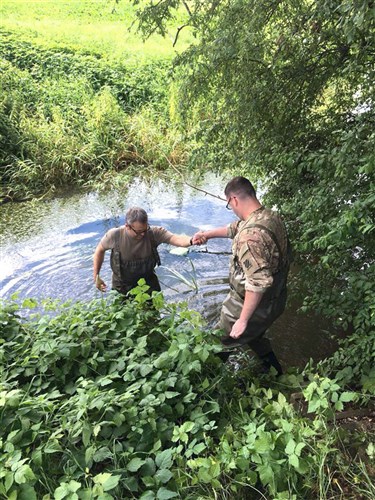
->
xmin=125 ymin=207 xmax=148 ymax=225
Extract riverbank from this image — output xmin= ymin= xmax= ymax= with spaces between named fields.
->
xmin=0 ymin=1 xmax=192 ymax=201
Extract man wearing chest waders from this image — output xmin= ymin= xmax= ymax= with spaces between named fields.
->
xmin=193 ymin=176 xmax=292 ymax=375
xmin=93 ymin=207 xmax=196 ymax=296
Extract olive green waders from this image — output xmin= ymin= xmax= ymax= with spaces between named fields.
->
xmin=220 ymin=222 xmax=291 ymax=374
xmin=110 ymin=230 xmax=162 ymax=295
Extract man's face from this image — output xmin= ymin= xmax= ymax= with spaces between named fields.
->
xmin=126 ymin=221 xmax=150 ymax=240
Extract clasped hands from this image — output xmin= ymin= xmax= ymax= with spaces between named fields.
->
xmin=192 ymin=230 xmax=207 ymax=245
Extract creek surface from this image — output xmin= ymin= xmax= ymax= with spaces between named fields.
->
xmin=0 ymin=174 xmax=341 ymax=368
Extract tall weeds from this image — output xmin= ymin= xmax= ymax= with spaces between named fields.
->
xmin=0 ymin=31 xmax=185 ymax=200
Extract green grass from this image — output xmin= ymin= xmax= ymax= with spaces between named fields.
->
xmin=0 ymin=0 xmax=193 ymax=61
xmin=0 ymin=1 xmax=193 ymax=200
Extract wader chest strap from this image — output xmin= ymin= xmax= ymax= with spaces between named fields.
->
xmin=149 ymin=230 xmax=161 ymax=267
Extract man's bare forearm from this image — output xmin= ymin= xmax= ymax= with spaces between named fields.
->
xmin=93 ymin=244 xmax=105 ymax=280
xmin=230 ymin=290 xmax=263 ymax=339
xmin=240 ymin=290 xmax=263 ymax=322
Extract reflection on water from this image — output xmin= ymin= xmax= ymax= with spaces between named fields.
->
xmin=0 ymin=174 xmax=342 ymax=367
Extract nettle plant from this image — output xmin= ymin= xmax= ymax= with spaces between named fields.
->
xmin=0 ymin=282 xmax=369 ymax=499
xmin=0 ymin=283 xmax=228 ymax=499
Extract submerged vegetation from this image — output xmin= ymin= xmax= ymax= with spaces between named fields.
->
xmin=1 ymin=0 xmax=374 ymax=497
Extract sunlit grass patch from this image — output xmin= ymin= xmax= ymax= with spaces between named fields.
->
xmin=0 ymin=0 xmax=193 ymax=60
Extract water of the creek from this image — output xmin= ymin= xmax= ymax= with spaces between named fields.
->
xmin=0 ymin=173 xmax=342 ymax=369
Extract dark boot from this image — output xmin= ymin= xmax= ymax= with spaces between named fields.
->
xmin=215 ymin=351 xmax=232 ymax=363
xmin=260 ymin=351 xmax=283 ymax=376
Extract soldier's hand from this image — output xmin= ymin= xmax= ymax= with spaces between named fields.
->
xmin=192 ymin=231 xmax=207 ymax=245
xmin=229 ymin=319 xmax=247 ymax=339
xmin=95 ymin=275 xmax=107 ymax=292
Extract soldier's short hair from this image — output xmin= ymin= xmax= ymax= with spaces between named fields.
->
xmin=125 ymin=207 xmax=148 ymax=225
xmin=224 ymin=176 xmax=256 ymax=199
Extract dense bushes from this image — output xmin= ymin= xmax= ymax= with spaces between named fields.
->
xmin=0 ymin=286 xmax=374 ymax=499
xmin=0 ymin=30 xmax=170 ymax=112
xmin=131 ymin=0 xmax=375 ymax=397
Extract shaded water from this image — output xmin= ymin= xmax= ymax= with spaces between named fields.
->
xmin=0 ymin=174 xmax=341 ymax=368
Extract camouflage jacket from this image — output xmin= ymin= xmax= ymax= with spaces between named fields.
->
xmin=227 ymin=207 xmax=289 ymax=298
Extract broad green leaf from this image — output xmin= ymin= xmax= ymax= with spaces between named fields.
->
xmin=257 ymin=464 xmax=274 ymax=486
xmin=155 ymin=469 xmax=173 ymax=484
xmin=156 ymin=487 xmax=178 ymax=499
xmin=181 ymin=421 xmax=194 ymax=433
xmin=140 ymin=458 xmax=156 ymax=476
xmin=193 ymin=443 xmax=206 ymax=454
xmin=140 ymin=364 xmax=153 ymax=377
xmin=155 ymin=449 xmax=173 ymax=470
xmin=197 ymin=468 xmax=212 ymax=483
xmin=127 ymin=457 xmax=145 ymax=472
xmin=14 ymin=465 xmax=35 ymax=484
xmin=93 ymin=473 xmax=121 ymax=492
xmin=140 ymin=492 xmax=156 ymax=500
xmin=285 ymin=439 xmax=296 ymax=455
xmin=44 ymin=440 xmax=62 ymax=454
xmin=54 ymin=484 xmax=70 ymax=500
xmin=5 ymin=472 xmax=14 ymax=492
xmin=18 ymin=483 xmax=38 ymax=500
xmin=294 ymin=442 xmax=305 ymax=457
xmin=94 ymin=447 xmax=112 ymax=463
xmin=339 ymin=391 xmax=356 ymax=402
xmin=289 ymin=454 xmax=299 ymax=469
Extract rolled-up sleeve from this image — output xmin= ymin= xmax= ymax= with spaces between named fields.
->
xmin=227 ymin=221 xmax=240 ymax=239
xmin=100 ymin=228 xmax=116 ymax=251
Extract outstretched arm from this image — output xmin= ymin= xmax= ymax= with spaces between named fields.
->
xmin=168 ymin=234 xmax=193 ymax=247
xmin=93 ymin=243 xmax=107 ymax=291
xmin=193 ymin=226 xmax=228 ymax=244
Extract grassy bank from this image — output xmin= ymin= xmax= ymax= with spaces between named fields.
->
xmin=0 ymin=1 xmax=191 ymax=201
xmin=0 ymin=0 xmax=192 ymax=60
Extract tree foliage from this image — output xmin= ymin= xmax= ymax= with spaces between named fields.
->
xmin=132 ymin=0 xmax=375 ymax=372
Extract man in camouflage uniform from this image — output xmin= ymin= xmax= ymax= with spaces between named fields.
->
xmin=193 ymin=176 xmax=291 ymax=374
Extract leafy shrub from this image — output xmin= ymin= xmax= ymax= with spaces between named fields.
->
xmin=1 ymin=285 xmax=372 ymax=499
xmin=0 ymin=50 xmax=184 ymax=199
xmin=0 ymin=29 xmax=170 ymax=113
